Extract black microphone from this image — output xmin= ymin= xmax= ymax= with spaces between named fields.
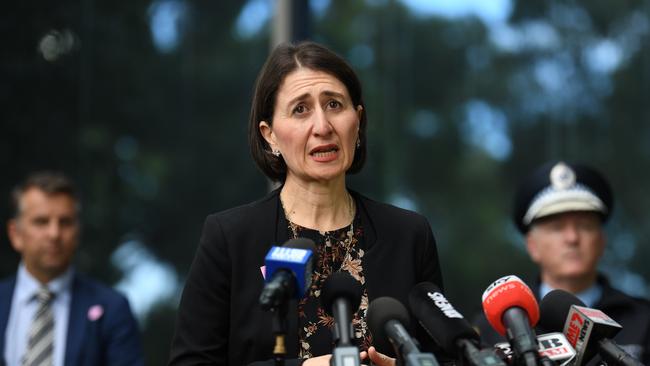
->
xmin=259 ymin=238 xmax=317 ymax=310
xmin=259 ymin=238 xmax=318 ymax=364
xmin=321 ymin=272 xmax=363 ymax=366
xmin=367 ymin=296 xmax=440 ymax=366
xmin=538 ymin=289 xmax=586 ymax=334
xmin=539 ymin=289 xmax=643 ymax=366
xmin=408 ymin=282 xmax=506 ymax=366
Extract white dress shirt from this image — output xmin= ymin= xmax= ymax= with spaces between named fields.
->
xmin=4 ymin=264 xmax=73 ymax=366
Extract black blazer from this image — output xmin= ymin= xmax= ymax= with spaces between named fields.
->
xmin=168 ymin=188 xmax=444 ymax=365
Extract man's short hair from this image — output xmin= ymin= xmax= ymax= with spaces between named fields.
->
xmin=10 ymin=171 xmax=79 ymax=218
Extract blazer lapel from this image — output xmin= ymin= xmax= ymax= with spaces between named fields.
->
xmin=64 ymin=275 xmax=90 ymax=366
xmin=0 ymin=278 xmax=17 ymax=365
xmin=350 ymin=190 xmax=377 ymax=249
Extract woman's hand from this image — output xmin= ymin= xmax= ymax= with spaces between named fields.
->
xmin=302 ymin=346 xmax=395 ymax=366
xmin=362 ymin=346 xmax=396 ymax=366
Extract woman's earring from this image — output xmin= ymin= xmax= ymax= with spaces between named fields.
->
xmin=356 ymin=137 xmax=361 ymax=148
xmin=272 ymin=149 xmax=281 ymax=157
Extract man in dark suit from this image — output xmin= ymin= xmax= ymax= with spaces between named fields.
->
xmin=475 ymin=161 xmax=650 ymax=364
xmin=0 ymin=171 xmax=144 ymax=366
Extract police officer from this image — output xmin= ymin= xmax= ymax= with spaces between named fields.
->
xmin=475 ymin=161 xmax=650 ymax=364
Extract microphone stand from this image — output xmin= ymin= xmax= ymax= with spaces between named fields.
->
xmin=456 ymin=339 xmax=507 ymax=366
xmin=331 ymin=300 xmax=361 ymax=366
xmin=271 ymin=301 xmax=288 ymax=366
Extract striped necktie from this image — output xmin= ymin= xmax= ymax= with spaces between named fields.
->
xmin=23 ymin=286 xmax=55 ymax=366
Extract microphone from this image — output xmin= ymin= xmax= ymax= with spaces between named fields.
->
xmin=367 ymin=296 xmax=440 ymax=366
xmin=321 ymin=271 xmax=363 ymax=366
xmin=481 ymin=275 xmax=545 ymax=366
xmin=538 ymin=289 xmax=586 ymax=334
xmin=538 ymin=289 xmax=643 ymax=366
xmin=408 ymin=282 xmax=506 ymax=366
xmin=259 ymin=238 xmax=317 ymax=310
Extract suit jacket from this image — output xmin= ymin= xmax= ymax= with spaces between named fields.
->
xmin=473 ymin=275 xmax=650 ymax=365
xmin=168 ymin=188 xmax=444 ymax=365
xmin=0 ymin=273 xmax=144 ymax=366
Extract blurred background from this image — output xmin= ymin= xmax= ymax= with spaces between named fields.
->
xmin=2 ymin=0 xmax=649 ymax=364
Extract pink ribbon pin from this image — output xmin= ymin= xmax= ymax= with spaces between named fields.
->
xmin=87 ymin=305 xmax=104 ymax=321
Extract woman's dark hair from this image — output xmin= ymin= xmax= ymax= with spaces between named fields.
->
xmin=248 ymin=41 xmax=367 ymax=182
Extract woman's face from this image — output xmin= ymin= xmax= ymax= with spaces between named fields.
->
xmin=260 ymin=68 xmax=362 ymax=184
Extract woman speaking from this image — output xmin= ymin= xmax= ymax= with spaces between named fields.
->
xmin=169 ymin=41 xmax=444 ymax=366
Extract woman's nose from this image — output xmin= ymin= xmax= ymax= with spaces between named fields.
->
xmin=312 ymin=108 xmax=333 ymax=136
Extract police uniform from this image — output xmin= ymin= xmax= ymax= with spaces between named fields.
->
xmin=474 ymin=161 xmax=650 ymax=365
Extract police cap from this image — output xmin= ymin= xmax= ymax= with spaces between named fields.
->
xmin=513 ymin=161 xmax=613 ymax=234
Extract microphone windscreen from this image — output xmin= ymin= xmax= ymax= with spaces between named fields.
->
xmin=409 ymin=282 xmax=478 ymax=354
xmin=321 ymin=271 xmax=363 ymax=316
xmin=266 ymin=237 xmax=317 ymax=298
xmin=538 ymin=289 xmax=586 ymax=333
xmin=367 ymin=297 xmax=410 ymax=355
xmin=481 ymin=275 xmax=540 ymax=335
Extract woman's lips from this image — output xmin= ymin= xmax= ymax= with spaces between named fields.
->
xmin=309 ymin=144 xmax=339 ymax=155
xmin=310 ymin=144 xmax=339 ymax=162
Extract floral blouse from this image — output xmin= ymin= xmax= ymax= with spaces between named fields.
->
xmin=287 ymin=214 xmax=372 ymax=359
